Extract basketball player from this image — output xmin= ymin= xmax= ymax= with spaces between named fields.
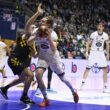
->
xmin=0 ymin=36 xmax=10 ymax=78
xmin=80 ymin=23 xmax=109 ymax=93
xmin=0 ymin=4 xmax=42 ymax=104
xmin=35 ymin=27 xmax=62 ymax=94
xmin=27 ymin=16 xmax=79 ymax=107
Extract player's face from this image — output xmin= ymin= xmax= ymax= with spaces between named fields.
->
xmin=97 ymin=24 xmax=104 ymax=32
xmin=39 ymin=18 xmax=47 ymax=26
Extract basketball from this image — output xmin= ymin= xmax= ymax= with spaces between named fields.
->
xmin=37 ymin=25 xmax=49 ymax=38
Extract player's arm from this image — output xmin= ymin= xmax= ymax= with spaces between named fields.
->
xmin=27 ymin=35 xmax=37 ymax=45
xmin=47 ymin=30 xmax=57 ymax=52
xmin=106 ymin=40 xmax=109 ymax=60
xmin=31 ymin=42 xmax=39 ymax=58
xmin=25 ymin=3 xmax=42 ymax=34
xmin=85 ymin=39 xmax=92 ymax=59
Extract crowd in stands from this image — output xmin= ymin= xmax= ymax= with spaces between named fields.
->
xmin=19 ymin=0 xmax=110 ymax=59
xmin=1 ymin=0 xmax=110 ymax=59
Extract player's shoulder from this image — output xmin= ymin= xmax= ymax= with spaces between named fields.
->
xmin=51 ymin=29 xmax=57 ymax=34
xmin=103 ymin=32 xmax=108 ymax=36
xmin=90 ymin=31 xmax=97 ymax=39
xmin=91 ymin=31 xmax=97 ymax=35
xmin=50 ymin=29 xmax=57 ymax=41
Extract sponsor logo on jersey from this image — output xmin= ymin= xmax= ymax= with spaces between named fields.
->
xmin=96 ymin=42 xmax=102 ymax=47
xmin=41 ymin=44 xmax=49 ymax=49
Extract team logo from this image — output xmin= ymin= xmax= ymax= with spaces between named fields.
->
xmin=91 ymin=63 xmax=100 ymax=73
xmin=71 ymin=62 xmax=77 ymax=73
xmin=41 ymin=44 xmax=49 ymax=49
xmin=96 ymin=42 xmax=102 ymax=47
xmin=30 ymin=63 xmax=36 ymax=72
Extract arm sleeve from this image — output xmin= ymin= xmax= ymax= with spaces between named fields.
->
xmin=90 ymin=33 xmax=94 ymax=40
xmin=105 ymin=34 xmax=109 ymax=41
xmin=32 ymin=28 xmax=38 ymax=36
xmin=51 ymin=31 xmax=57 ymax=42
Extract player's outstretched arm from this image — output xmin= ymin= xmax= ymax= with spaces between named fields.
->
xmin=25 ymin=3 xmax=42 ymax=34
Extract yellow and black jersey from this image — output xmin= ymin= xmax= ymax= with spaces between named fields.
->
xmin=10 ymin=36 xmax=34 ymax=63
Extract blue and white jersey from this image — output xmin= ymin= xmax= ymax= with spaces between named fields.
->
xmin=32 ymin=28 xmax=57 ymax=55
xmin=90 ymin=31 xmax=108 ymax=51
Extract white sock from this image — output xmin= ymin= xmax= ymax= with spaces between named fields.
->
xmin=82 ymin=79 xmax=86 ymax=83
xmin=104 ymin=83 xmax=107 ymax=87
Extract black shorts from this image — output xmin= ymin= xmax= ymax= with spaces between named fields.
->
xmin=8 ymin=56 xmax=29 ymax=75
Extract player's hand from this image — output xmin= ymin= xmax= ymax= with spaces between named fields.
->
xmin=106 ymin=55 xmax=109 ymax=61
xmin=37 ymin=3 xmax=43 ymax=14
xmin=46 ymin=29 xmax=51 ymax=39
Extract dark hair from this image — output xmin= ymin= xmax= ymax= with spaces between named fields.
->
xmin=45 ymin=16 xmax=54 ymax=27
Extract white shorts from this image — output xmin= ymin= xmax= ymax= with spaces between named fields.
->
xmin=87 ymin=50 xmax=107 ymax=68
xmin=0 ymin=58 xmax=6 ymax=70
xmin=37 ymin=50 xmax=64 ymax=75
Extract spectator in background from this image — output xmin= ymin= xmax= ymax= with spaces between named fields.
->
xmin=10 ymin=40 xmax=16 ymax=52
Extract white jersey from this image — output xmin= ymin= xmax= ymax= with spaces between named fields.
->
xmin=90 ymin=31 xmax=108 ymax=51
xmin=0 ymin=41 xmax=7 ymax=59
xmin=32 ymin=28 xmax=57 ymax=56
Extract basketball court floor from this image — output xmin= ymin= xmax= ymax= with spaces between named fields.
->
xmin=0 ymin=75 xmax=110 ymax=110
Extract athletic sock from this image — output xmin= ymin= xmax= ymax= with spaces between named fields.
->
xmin=104 ymin=83 xmax=107 ymax=88
xmin=4 ymin=85 xmax=10 ymax=90
xmin=47 ymin=82 xmax=50 ymax=89
xmin=41 ymin=91 xmax=48 ymax=99
xmin=82 ymin=79 xmax=86 ymax=83
xmin=22 ymin=92 xmax=27 ymax=97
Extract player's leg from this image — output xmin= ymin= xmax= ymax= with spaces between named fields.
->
xmin=0 ymin=67 xmax=35 ymax=104
xmin=50 ymin=56 xmax=79 ymax=103
xmin=98 ymin=51 xmax=108 ymax=93
xmin=20 ymin=68 xmax=35 ymax=104
xmin=102 ymin=68 xmax=108 ymax=93
xmin=80 ymin=50 xmax=94 ymax=90
xmin=2 ymin=68 xmax=7 ymax=78
xmin=47 ymin=66 xmax=53 ymax=89
xmin=58 ymin=73 xmax=79 ymax=103
xmin=0 ymin=73 xmax=24 ymax=99
xmin=35 ymin=72 xmax=43 ymax=95
xmin=0 ymin=59 xmax=7 ymax=78
xmin=46 ymin=66 xmax=57 ymax=93
xmin=80 ymin=68 xmax=90 ymax=90
xmin=36 ymin=68 xmax=50 ymax=106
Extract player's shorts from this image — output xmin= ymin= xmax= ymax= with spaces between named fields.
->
xmin=8 ymin=56 xmax=30 ymax=75
xmin=0 ymin=58 xmax=6 ymax=70
xmin=36 ymin=50 xmax=64 ymax=75
xmin=87 ymin=50 xmax=107 ymax=68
